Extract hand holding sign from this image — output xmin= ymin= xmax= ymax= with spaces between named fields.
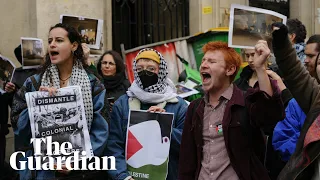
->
xmin=39 ymin=86 xmax=58 ymax=96
xmin=147 ymin=106 xmax=166 ymax=113
xmin=5 ymin=82 xmax=16 ymax=93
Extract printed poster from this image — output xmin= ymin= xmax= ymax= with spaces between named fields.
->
xmin=25 ymin=86 xmax=93 ymax=162
xmin=228 ymin=4 xmax=287 ymax=49
xmin=60 ymin=14 xmax=104 ymax=49
xmin=126 ymin=110 xmax=174 ymax=180
xmin=0 ymin=54 xmax=16 ymax=93
xmin=21 ymin=37 xmax=45 ymax=69
xmin=176 ymin=83 xmax=199 ymax=98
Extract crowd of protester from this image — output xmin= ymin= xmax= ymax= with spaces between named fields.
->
xmin=1 ymin=16 xmax=320 ymax=180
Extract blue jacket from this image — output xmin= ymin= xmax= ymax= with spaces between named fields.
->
xmin=272 ymin=98 xmax=306 ymax=162
xmin=11 ymin=73 xmax=109 ymax=180
xmin=105 ymin=95 xmax=188 ymax=180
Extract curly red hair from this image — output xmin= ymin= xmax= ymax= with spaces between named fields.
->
xmin=202 ymin=41 xmax=242 ymax=81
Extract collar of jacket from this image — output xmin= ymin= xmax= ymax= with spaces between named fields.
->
xmin=195 ymin=84 xmax=245 ymax=120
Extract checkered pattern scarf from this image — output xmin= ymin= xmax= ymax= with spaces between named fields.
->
xmin=127 ymin=48 xmax=177 ymax=104
xmin=133 ymin=48 xmax=168 ymax=93
xmin=40 ymin=61 xmax=94 ymax=130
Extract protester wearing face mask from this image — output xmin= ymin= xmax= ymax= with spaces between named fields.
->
xmin=105 ymin=48 xmax=188 ymax=180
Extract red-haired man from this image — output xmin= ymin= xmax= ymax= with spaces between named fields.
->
xmin=178 ymin=41 xmax=284 ymax=180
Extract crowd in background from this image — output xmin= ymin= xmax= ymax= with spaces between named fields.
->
xmin=0 ymin=17 xmax=320 ymax=180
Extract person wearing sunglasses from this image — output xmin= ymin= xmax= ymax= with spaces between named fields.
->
xmin=105 ymin=48 xmax=187 ymax=180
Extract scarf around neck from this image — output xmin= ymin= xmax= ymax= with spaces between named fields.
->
xmin=127 ymin=78 xmax=177 ymax=104
xmin=102 ymin=71 xmax=126 ymax=90
xmin=40 ymin=61 xmax=94 ymax=130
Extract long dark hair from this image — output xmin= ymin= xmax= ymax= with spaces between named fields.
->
xmin=39 ymin=23 xmax=88 ymax=73
xmin=97 ymin=50 xmax=125 ymax=76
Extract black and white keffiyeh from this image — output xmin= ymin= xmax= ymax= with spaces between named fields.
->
xmin=133 ymin=48 xmax=168 ymax=93
xmin=127 ymin=48 xmax=177 ymax=104
xmin=40 ymin=61 xmax=94 ymax=130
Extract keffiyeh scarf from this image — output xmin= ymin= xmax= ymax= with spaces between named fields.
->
xmin=127 ymin=48 xmax=177 ymax=104
xmin=41 ymin=61 xmax=94 ymax=130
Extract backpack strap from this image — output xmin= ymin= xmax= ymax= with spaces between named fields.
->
xmin=30 ymin=75 xmax=41 ymax=90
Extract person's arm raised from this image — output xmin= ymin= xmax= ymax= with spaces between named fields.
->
xmin=272 ymin=23 xmax=320 ymax=114
xmin=253 ymin=40 xmax=273 ymax=96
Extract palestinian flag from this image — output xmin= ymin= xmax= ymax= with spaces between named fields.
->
xmin=126 ymin=110 xmax=174 ymax=180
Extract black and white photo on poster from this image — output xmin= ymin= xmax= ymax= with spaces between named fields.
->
xmin=25 ymin=86 xmax=93 ymax=162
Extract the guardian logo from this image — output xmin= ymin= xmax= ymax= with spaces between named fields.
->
xmin=9 ymin=136 xmax=116 ymax=171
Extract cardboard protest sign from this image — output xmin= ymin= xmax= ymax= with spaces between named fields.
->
xmin=126 ymin=110 xmax=174 ymax=180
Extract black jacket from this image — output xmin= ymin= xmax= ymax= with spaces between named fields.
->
xmin=234 ymin=65 xmax=287 ymax=179
xmin=0 ymin=92 xmax=14 ymax=136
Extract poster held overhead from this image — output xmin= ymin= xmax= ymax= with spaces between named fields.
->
xmin=21 ymin=37 xmax=45 ymax=69
xmin=228 ymin=4 xmax=287 ymax=49
xmin=60 ymin=14 xmax=103 ymax=50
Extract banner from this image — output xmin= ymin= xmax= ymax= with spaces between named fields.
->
xmin=25 ymin=86 xmax=93 ymax=163
xmin=126 ymin=110 xmax=174 ymax=180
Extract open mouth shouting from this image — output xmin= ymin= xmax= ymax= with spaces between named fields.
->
xmin=49 ymin=50 xmax=59 ymax=60
xmin=201 ymin=72 xmax=211 ymax=84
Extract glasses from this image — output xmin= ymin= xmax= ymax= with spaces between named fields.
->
xmin=101 ymin=61 xmax=116 ymax=66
